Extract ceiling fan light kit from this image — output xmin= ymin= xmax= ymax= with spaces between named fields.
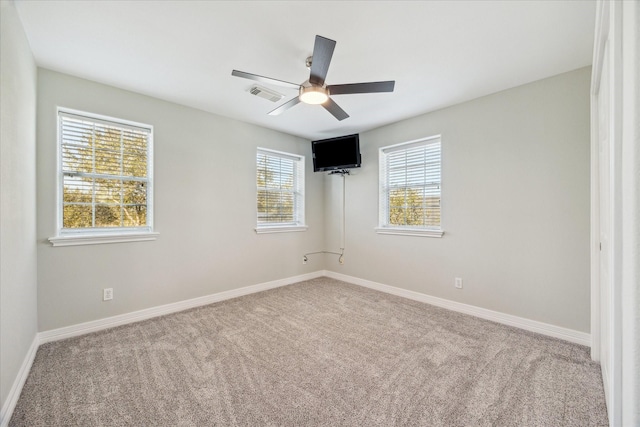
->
xmin=299 ymin=85 xmax=329 ymax=104
xmin=232 ymin=35 xmax=395 ymax=121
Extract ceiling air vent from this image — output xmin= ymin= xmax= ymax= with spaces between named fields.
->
xmin=249 ymin=85 xmax=285 ymax=103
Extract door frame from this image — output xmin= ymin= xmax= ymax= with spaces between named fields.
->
xmin=590 ymin=1 xmax=622 ymax=425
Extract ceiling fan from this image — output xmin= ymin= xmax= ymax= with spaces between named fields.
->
xmin=231 ymin=35 xmax=395 ymax=121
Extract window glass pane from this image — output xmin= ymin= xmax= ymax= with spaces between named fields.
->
xmin=63 ymin=177 xmax=92 ymax=203
xmin=95 ymin=204 xmax=121 ymax=227
xmin=63 ymin=204 xmax=92 ymax=228
xmin=389 ymin=207 xmax=407 ymax=226
xmin=123 ymin=205 xmax=146 ymax=227
xmin=123 ymin=180 xmax=146 ymax=205
xmin=62 ymin=145 xmax=93 ymax=173
xmin=123 ymin=153 xmax=146 ymax=177
xmin=94 ymin=178 xmax=121 ymax=203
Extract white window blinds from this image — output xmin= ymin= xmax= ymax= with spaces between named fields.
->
xmin=58 ymin=110 xmax=153 ymax=232
xmin=256 ymin=148 xmax=305 ymax=227
xmin=379 ymin=136 xmax=441 ymax=230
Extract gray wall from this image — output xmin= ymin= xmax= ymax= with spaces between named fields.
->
xmin=325 ymin=67 xmax=591 ymax=332
xmin=36 ymin=69 xmax=324 ymax=331
xmin=0 ymin=0 xmax=38 ymax=411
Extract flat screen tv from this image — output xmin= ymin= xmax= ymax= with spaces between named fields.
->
xmin=311 ymin=134 xmax=361 ymax=172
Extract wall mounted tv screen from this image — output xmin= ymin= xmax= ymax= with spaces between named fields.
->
xmin=311 ymin=134 xmax=361 ymax=172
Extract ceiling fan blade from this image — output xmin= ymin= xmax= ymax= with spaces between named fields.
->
xmin=322 ymin=98 xmax=349 ymax=121
xmin=309 ymin=36 xmax=336 ymax=86
xmin=231 ymin=70 xmax=300 ymax=90
xmin=327 ymin=81 xmax=396 ymax=95
xmin=268 ymin=97 xmax=301 ymax=116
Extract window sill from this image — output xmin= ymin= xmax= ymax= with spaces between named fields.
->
xmin=255 ymin=225 xmax=308 ymax=234
xmin=48 ymin=231 xmax=160 ymax=247
xmin=375 ymin=227 xmax=444 ymax=238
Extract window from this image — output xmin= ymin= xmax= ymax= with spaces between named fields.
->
xmin=377 ymin=136 xmax=443 ymax=237
xmin=256 ymin=148 xmax=306 ymax=233
xmin=49 ymin=109 xmax=157 ymax=246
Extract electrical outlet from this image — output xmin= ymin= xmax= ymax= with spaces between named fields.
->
xmin=454 ymin=278 xmax=463 ymax=289
xmin=103 ymin=288 xmax=113 ymax=301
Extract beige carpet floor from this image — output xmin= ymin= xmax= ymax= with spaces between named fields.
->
xmin=10 ymin=277 xmax=608 ymax=426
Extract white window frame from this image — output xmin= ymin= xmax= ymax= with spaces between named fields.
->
xmin=255 ymin=147 xmax=307 ymax=234
xmin=376 ymin=135 xmax=444 ymax=238
xmin=49 ymin=108 xmax=158 ymax=247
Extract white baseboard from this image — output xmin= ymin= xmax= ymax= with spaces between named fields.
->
xmin=323 ymin=270 xmax=591 ymax=347
xmin=38 ymin=269 xmax=591 ymax=347
xmin=0 ymin=335 xmax=39 ymax=427
xmin=38 ymin=271 xmax=323 ymax=344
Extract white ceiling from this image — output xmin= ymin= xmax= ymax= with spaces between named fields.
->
xmin=15 ymin=0 xmax=595 ymax=141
